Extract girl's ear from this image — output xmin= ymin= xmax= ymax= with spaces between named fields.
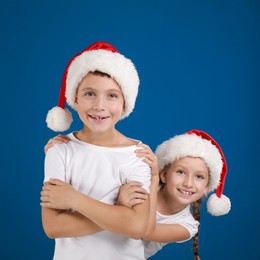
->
xmin=122 ymin=102 xmax=126 ymax=114
xmin=203 ymin=185 xmax=210 ymax=196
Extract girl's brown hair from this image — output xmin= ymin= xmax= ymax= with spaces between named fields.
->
xmin=192 ymin=198 xmax=202 ymax=260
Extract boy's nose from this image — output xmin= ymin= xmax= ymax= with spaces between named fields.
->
xmin=93 ymin=97 xmax=105 ymax=111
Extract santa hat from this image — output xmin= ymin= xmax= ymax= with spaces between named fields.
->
xmin=46 ymin=41 xmax=139 ymax=132
xmin=155 ymin=129 xmax=231 ymax=216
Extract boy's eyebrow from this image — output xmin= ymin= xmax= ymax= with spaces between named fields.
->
xmin=80 ymin=86 xmax=122 ymax=93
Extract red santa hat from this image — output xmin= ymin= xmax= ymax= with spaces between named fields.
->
xmin=155 ymin=129 xmax=231 ymax=216
xmin=46 ymin=41 xmax=139 ymax=132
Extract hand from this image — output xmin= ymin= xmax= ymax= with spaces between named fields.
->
xmin=40 ymin=179 xmax=78 ymax=210
xmin=44 ymin=134 xmax=71 ymax=153
xmin=135 ymin=143 xmax=159 ymax=177
xmin=117 ymin=181 xmax=148 ymax=208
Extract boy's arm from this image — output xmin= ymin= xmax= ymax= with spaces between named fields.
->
xmin=43 ymin=138 xmax=150 ymax=239
xmin=42 ymin=207 xmax=103 ymax=238
xmin=42 ymin=145 xmax=102 ymax=238
xmin=41 ymin=179 xmax=150 ymax=239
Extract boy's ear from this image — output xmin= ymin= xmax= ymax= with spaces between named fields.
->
xmin=160 ymin=170 xmax=167 ymax=184
xmin=74 ymin=97 xmax=78 ymax=109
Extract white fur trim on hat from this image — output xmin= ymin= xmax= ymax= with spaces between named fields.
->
xmin=46 ymin=42 xmax=139 ymax=132
xmin=207 ymin=193 xmax=231 ymax=216
xmin=46 ymin=106 xmax=72 ymax=132
xmin=155 ymin=133 xmax=223 ymax=192
xmin=66 ymin=49 xmax=139 ymax=119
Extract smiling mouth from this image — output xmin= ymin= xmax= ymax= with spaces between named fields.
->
xmin=89 ymin=115 xmax=110 ymax=121
xmin=178 ymin=189 xmax=195 ymax=196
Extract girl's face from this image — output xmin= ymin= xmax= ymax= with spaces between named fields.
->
xmin=160 ymin=157 xmax=210 ymax=206
xmin=75 ymin=73 xmax=125 ymax=135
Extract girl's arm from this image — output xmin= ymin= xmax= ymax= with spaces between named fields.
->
xmin=41 ymin=179 xmax=150 ymax=239
xmin=44 ymin=134 xmax=70 ymax=153
xmin=143 ymin=222 xmax=191 ymax=243
xmin=134 ymin=144 xmax=191 ymax=243
xmin=114 ymin=176 xmax=191 ymax=243
xmin=134 ymin=144 xmax=159 ymax=236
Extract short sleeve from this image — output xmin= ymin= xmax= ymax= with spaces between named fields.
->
xmin=44 ymin=145 xmax=66 ymax=183
xmin=124 ymin=159 xmax=151 ymax=193
xmin=176 ymin=219 xmax=200 ymax=243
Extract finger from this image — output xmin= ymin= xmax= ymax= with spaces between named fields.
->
xmin=135 ymin=150 xmax=156 ymax=159
xmin=136 ymin=143 xmax=151 ymax=150
xmin=57 ymin=134 xmax=71 ymax=141
xmin=48 ymin=179 xmax=67 ymax=186
xmin=44 ymin=144 xmax=53 ymax=153
xmin=128 ymin=186 xmax=148 ymax=195
xmin=40 ymin=195 xmax=50 ymax=202
xmin=122 ymin=181 xmax=143 ymax=190
xmin=129 ymin=199 xmax=146 ymax=207
xmin=40 ymin=202 xmax=53 ymax=208
xmin=41 ymin=190 xmax=49 ymax=196
xmin=53 ymin=135 xmax=70 ymax=143
xmin=42 ymin=184 xmax=52 ymax=191
xmin=142 ymin=157 xmax=155 ymax=166
xmin=135 ymin=147 xmax=149 ymax=153
xmin=128 ymin=192 xmax=148 ymax=201
xmin=124 ymin=185 xmax=145 ymax=194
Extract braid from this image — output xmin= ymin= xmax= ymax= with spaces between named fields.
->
xmin=192 ymin=198 xmax=202 ymax=260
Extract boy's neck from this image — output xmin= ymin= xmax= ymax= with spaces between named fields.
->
xmin=75 ymin=128 xmax=136 ymax=147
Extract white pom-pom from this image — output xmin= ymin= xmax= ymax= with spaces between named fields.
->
xmin=207 ymin=193 xmax=231 ymax=216
xmin=46 ymin=106 xmax=73 ymax=132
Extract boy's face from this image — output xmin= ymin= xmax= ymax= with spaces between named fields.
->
xmin=75 ymin=73 xmax=125 ymax=134
xmin=160 ymin=157 xmax=210 ymax=206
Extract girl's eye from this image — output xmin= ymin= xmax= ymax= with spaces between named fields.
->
xmin=196 ymin=175 xmax=204 ymax=180
xmin=177 ymin=169 xmax=184 ymax=175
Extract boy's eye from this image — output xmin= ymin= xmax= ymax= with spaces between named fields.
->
xmin=85 ymin=91 xmax=95 ymax=96
xmin=196 ymin=175 xmax=204 ymax=180
xmin=108 ymin=93 xmax=118 ymax=98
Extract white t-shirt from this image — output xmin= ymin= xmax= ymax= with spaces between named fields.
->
xmin=143 ymin=205 xmax=199 ymax=259
xmin=44 ymin=133 xmax=151 ymax=260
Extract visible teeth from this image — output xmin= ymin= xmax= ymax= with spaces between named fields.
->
xmin=180 ymin=190 xmax=193 ymax=195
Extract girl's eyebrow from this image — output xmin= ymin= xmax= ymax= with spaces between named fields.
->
xmin=172 ymin=164 xmax=208 ymax=175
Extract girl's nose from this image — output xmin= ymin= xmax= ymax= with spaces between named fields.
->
xmin=183 ymin=175 xmax=193 ymax=188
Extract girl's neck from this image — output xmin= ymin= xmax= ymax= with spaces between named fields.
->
xmin=157 ymin=187 xmax=187 ymax=215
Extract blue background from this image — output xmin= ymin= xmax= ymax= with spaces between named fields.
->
xmin=1 ymin=0 xmax=259 ymax=259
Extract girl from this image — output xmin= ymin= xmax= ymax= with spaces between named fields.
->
xmin=42 ymin=129 xmax=231 ymax=259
